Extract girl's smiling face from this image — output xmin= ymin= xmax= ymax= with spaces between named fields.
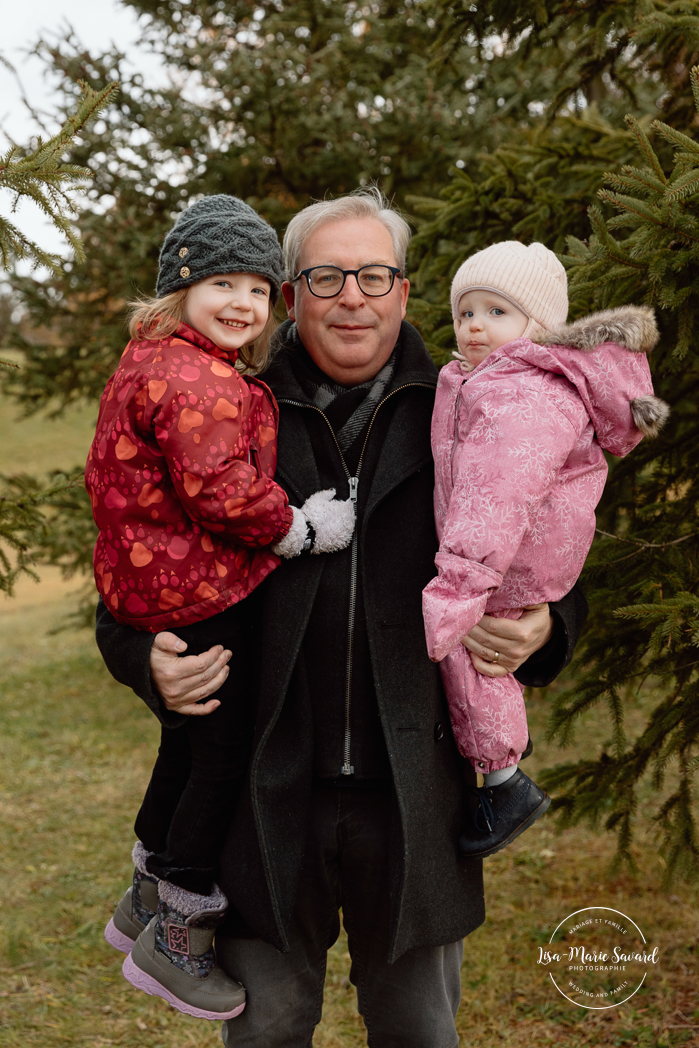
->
xmin=454 ymin=289 xmax=528 ymax=368
xmin=184 ymin=272 xmax=272 ymax=350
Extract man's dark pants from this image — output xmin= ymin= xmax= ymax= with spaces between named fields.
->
xmin=217 ymin=785 xmax=463 ymax=1048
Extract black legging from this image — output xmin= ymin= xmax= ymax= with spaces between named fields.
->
xmin=134 ymin=601 xmax=254 ymax=895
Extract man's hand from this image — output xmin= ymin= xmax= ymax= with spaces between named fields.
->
xmin=150 ymin=632 xmax=232 ymax=715
xmin=461 ymin=603 xmax=553 ymax=678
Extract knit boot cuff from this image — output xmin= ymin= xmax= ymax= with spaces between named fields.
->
xmin=158 ymin=879 xmax=228 ymax=915
xmin=132 ymin=841 xmax=154 ymax=876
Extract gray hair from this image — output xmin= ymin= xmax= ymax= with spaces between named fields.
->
xmin=282 ymin=186 xmax=412 ymax=280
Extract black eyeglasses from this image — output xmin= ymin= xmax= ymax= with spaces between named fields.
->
xmin=293 ymin=264 xmax=402 ymax=298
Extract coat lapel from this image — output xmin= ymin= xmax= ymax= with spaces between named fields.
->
xmin=362 ymin=323 xmax=437 ymax=519
xmin=274 ymin=405 xmax=321 ymax=503
xmin=263 ymin=327 xmax=322 ymax=503
xmin=364 ymin=385 xmax=435 ymax=520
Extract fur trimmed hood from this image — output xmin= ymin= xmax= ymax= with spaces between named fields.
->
xmin=508 ymin=305 xmax=669 ymax=452
xmin=541 ymin=304 xmax=659 ymax=354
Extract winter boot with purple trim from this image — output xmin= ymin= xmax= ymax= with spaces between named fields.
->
xmin=122 ymin=880 xmax=246 ymax=1021
xmin=105 ymin=842 xmax=159 ymax=954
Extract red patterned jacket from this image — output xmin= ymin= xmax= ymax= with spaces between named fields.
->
xmin=86 ymin=322 xmax=292 ymax=631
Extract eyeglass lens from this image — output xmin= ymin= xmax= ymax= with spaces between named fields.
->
xmin=308 ymin=265 xmax=395 ymax=297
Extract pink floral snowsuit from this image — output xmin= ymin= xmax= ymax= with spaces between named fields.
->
xmin=422 ymin=326 xmax=655 ymax=772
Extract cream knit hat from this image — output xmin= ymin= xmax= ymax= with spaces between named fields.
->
xmin=450 ymin=241 xmax=568 ymax=336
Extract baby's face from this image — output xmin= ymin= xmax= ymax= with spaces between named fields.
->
xmin=454 ymin=289 xmax=528 ymax=368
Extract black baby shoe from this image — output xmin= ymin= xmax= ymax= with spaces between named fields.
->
xmin=458 ymin=769 xmax=550 ymax=859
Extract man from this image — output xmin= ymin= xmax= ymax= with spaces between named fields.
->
xmin=97 ymin=189 xmax=586 ymax=1046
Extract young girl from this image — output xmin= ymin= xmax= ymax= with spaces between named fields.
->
xmin=86 ymin=194 xmax=354 ymax=1020
xmin=422 ymin=240 xmax=668 ymax=859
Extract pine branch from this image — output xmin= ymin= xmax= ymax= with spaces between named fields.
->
xmin=667 ymin=168 xmax=699 ymax=200
xmin=624 ymin=115 xmax=667 ymax=183
xmin=651 ymin=118 xmax=699 ymax=158
xmin=588 ymin=204 xmax=649 ymax=265
xmin=0 ymin=470 xmax=84 ymax=596
xmin=604 ymin=167 xmax=667 ymax=195
xmin=0 ymin=79 xmax=118 ymax=274
xmin=595 ymin=528 xmax=699 ymax=550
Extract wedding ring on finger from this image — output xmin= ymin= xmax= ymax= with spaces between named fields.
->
xmin=491 ymin=651 xmax=500 ymax=665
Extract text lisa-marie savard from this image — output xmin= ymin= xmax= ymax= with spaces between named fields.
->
xmin=537 ymin=946 xmax=660 ymax=970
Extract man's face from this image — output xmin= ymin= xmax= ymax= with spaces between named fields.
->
xmin=281 ymin=217 xmax=410 ymax=386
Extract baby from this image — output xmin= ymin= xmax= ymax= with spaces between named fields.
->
xmin=422 ymin=241 xmax=668 ymax=858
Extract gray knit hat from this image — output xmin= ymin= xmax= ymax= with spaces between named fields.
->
xmin=156 ymin=194 xmax=284 ymax=303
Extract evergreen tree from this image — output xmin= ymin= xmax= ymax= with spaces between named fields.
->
xmin=434 ymin=0 xmax=699 ymax=126
xmin=542 ymin=88 xmax=699 ymax=881
xmin=0 ymin=80 xmax=116 ymax=595
xmin=409 ymin=0 xmax=699 ymax=356
xmin=411 ymin=0 xmax=699 ymax=875
xmin=2 ymin=0 xmax=571 ymax=413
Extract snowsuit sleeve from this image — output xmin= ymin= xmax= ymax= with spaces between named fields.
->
xmin=422 ymin=384 xmax=579 ymax=662
xmin=142 ymin=365 xmax=291 ymax=549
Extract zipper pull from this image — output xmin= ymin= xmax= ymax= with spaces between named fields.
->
xmin=348 ymin=476 xmax=358 ymax=503
xmin=248 ymin=441 xmax=260 ymax=473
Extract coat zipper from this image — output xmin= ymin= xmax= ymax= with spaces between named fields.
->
xmin=278 ymin=382 xmax=434 ymax=776
xmin=343 ymin=475 xmax=359 ymax=773
xmin=247 ymin=440 xmax=260 ymax=474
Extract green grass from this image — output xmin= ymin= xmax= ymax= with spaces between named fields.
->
xmin=0 ymin=636 xmax=364 ymax=1048
xmin=1 ymin=396 xmax=698 ymax=1046
xmin=1 ymin=629 xmax=698 ymax=1047
xmin=0 ymin=391 xmax=96 ymax=478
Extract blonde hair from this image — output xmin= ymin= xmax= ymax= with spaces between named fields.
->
xmin=127 ymin=287 xmax=277 ymax=372
xmin=283 ymin=186 xmax=412 ymax=279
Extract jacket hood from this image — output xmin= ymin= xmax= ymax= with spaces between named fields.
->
xmin=503 ymin=305 xmax=669 ymax=454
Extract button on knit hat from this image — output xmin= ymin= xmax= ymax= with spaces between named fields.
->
xmin=450 ymin=241 xmax=568 ymax=335
xmin=156 ymin=194 xmax=284 ymax=303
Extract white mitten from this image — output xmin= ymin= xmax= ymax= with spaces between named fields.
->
xmin=271 ymin=506 xmax=309 ymax=559
xmin=301 ymin=488 xmax=356 ymax=554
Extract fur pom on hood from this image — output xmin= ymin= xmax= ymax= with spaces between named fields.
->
xmin=513 ymin=305 xmax=669 ymax=447
xmin=628 ymin=395 xmax=670 ymax=438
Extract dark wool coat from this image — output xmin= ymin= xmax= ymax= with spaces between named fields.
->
xmin=96 ymin=321 xmax=587 ymax=963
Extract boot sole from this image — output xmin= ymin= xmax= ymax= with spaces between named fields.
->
xmin=459 ymin=793 xmax=551 ymax=860
xmin=104 ymin=918 xmax=137 ymax=954
xmin=122 ymin=951 xmax=246 ymax=1021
